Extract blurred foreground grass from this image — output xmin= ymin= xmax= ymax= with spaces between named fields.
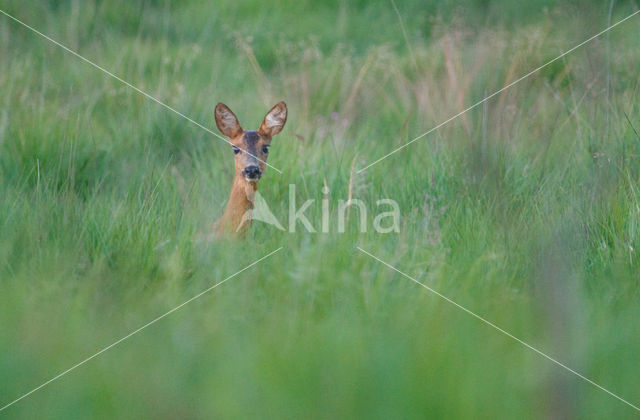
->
xmin=1 ymin=0 xmax=639 ymax=417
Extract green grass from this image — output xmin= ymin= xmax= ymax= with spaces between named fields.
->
xmin=1 ymin=0 xmax=640 ymax=417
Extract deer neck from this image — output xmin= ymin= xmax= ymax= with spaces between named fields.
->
xmin=217 ymin=173 xmax=257 ymax=233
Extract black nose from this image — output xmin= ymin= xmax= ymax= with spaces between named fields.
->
xmin=242 ymin=165 xmax=261 ymax=179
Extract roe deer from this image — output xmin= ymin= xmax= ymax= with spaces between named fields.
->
xmin=210 ymin=102 xmax=287 ymax=237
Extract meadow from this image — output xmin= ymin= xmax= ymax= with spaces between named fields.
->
xmin=1 ymin=0 xmax=639 ymax=417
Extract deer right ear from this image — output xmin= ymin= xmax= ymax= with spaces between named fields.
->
xmin=215 ymin=103 xmax=243 ymax=138
xmin=259 ymin=102 xmax=287 ymax=137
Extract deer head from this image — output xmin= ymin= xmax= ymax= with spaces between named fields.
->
xmin=214 ymin=102 xmax=287 ymax=183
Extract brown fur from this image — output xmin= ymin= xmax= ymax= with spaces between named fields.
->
xmin=209 ymin=102 xmax=287 ymax=238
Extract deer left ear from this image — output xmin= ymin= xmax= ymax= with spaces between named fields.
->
xmin=259 ymin=102 xmax=287 ymax=137
xmin=215 ymin=103 xmax=243 ymax=138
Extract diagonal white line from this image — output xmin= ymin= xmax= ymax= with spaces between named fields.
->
xmin=356 ymin=246 xmax=640 ymax=412
xmin=0 ymin=247 xmax=283 ymax=413
xmin=357 ymin=9 xmax=640 ymax=173
xmin=0 ymin=9 xmax=282 ymax=174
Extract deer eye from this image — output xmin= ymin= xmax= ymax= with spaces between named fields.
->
xmin=262 ymin=145 xmax=269 ymax=154
xmin=232 ymin=146 xmax=240 ymax=155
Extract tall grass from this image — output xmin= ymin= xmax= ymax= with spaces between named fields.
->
xmin=1 ymin=0 xmax=639 ymax=417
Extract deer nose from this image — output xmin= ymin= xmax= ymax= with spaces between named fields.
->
xmin=242 ymin=165 xmax=262 ymax=180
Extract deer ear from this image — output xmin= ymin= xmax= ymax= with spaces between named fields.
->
xmin=215 ymin=103 xmax=243 ymax=138
xmin=259 ymin=102 xmax=287 ymax=137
